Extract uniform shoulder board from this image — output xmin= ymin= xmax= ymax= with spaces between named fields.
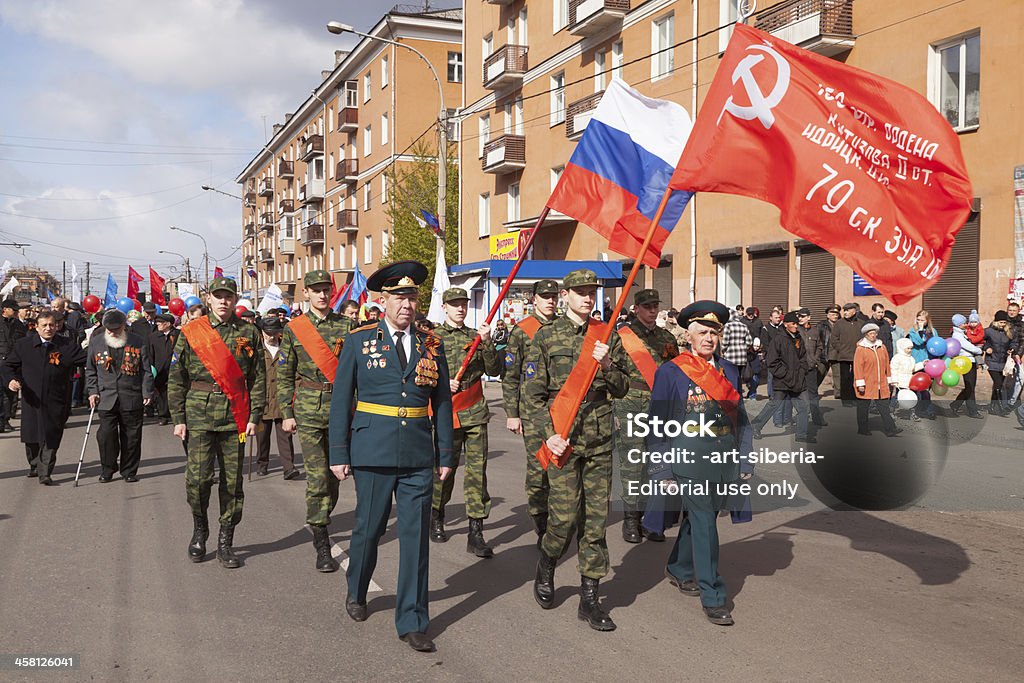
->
xmin=351 ymin=321 xmax=378 ymax=334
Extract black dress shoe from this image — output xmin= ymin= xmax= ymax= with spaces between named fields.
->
xmin=257 ymin=465 xmax=268 ymax=476
xmin=123 ymin=475 xmax=139 ymax=483
xmin=665 ymin=568 xmax=700 ymax=597
xmin=39 ymin=476 xmax=55 ymax=486
xmin=283 ymin=469 xmax=301 ymax=480
xmin=643 ymin=528 xmax=666 ymax=542
xmin=98 ymin=475 xmax=113 ymax=483
xmin=345 ymin=595 xmax=367 ymax=622
xmin=857 ymin=429 xmax=872 ymax=436
xmin=704 ymin=606 xmax=735 ymax=626
xmin=27 ymin=468 xmax=38 ymax=478
xmin=399 ymin=632 xmax=436 ymax=653
xmin=794 ymin=435 xmax=817 ymax=444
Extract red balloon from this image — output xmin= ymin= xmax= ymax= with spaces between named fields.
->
xmin=908 ymin=371 xmax=932 ymax=392
xmin=132 ymin=299 xmax=142 ymax=311
xmin=82 ymin=294 xmax=101 ymax=314
xmin=235 ymin=306 xmax=247 ymax=317
xmin=168 ymin=297 xmax=186 ymax=316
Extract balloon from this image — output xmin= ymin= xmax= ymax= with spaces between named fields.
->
xmin=926 ymin=336 xmax=947 ymax=357
xmin=941 ymin=368 xmax=961 ymax=387
xmin=154 ymin=304 xmax=163 ymax=315
xmin=82 ymin=295 xmax=101 ymax=314
xmin=183 ymin=296 xmax=201 ymax=308
xmin=944 ymin=338 xmax=961 ymax=358
xmin=923 ymin=358 xmax=946 ymax=378
xmin=896 ymin=389 xmax=918 ymax=410
xmin=235 ymin=305 xmax=248 ymax=317
xmin=950 ymin=355 xmax=972 ymax=375
xmin=931 ymin=379 xmax=949 ymax=396
xmin=908 ymin=372 xmax=932 ymax=392
xmin=116 ymin=297 xmax=134 ymax=314
xmin=168 ymin=298 xmax=186 ymax=316
xmin=237 ymin=299 xmax=252 ymax=310
xmin=132 ymin=299 xmax=142 ymax=311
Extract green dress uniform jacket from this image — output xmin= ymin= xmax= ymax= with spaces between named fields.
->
xmin=277 ymin=310 xmax=350 ymax=428
xmin=432 ymin=321 xmax=501 ymax=427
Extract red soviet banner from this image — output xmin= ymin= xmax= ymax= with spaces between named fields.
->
xmin=670 ymin=23 xmax=973 ymax=305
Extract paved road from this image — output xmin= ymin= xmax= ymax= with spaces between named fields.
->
xmin=1 ymin=385 xmax=1022 ymax=681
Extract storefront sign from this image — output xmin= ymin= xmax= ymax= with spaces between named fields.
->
xmin=489 ymin=232 xmax=520 ymax=260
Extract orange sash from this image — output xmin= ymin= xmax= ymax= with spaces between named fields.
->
xmin=535 ymin=319 xmax=607 ymax=471
xmin=451 ymin=380 xmax=484 ymax=429
xmin=670 ymin=352 xmax=741 ymax=431
xmin=618 ymin=327 xmax=659 ymax=390
xmin=517 ymin=316 xmax=542 ymax=340
xmin=288 ymin=315 xmax=340 ymax=381
xmin=181 ymin=317 xmax=250 ymax=439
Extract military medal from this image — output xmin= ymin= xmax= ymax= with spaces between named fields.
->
xmin=366 ymin=359 xmax=373 ymax=369
xmin=379 ymin=358 xmax=386 ymax=368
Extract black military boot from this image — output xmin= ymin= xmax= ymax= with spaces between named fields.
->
xmin=188 ymin=515 xmax=208 ymax=562
xmin=621 ymin=511 xmax=642 ymax=544
xmin=429 ymin=508 xmax=447 ymax=543
xmin=578 ymin=576 xmax=616 ymax=631
xmin=534 ymin=553 xmax=557 ymax=609
xmin=217 ymin=525 xmax=241 ymax=569
xmin=312 ymin=525 xmax=340 ymax=573
xmin=531 ymin=514 xmax=547 ymax=549
xmin=466 ymin=518 xmax=494 ymax=558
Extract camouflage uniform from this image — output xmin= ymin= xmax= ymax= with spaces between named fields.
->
xmin=168 ymin=284 xmax=265 ymax=530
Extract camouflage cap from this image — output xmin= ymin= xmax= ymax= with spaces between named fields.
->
xmin=303 ymin=269 xmax=333 ymax=288
xmin=562 ymin=269 xmax=599 ymax=289
xmin=443 ymin=287 xmax=470 ymax=304
xmin=209 ymin=276 xmax=237 ymax=295
xmin=533 ymin=279 xmax=559 ymax=296
xmin=634 ymin=289 xmax=661 ymax=306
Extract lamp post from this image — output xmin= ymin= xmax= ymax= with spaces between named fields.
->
xmin=159 ymin=250 xmax=191 ymax=282
xmin=327 ymin=21 xmax=447 ymax=260
xmin=170 ymin=226 xmax=209 ymax=291
xmin=201 ymin=185 xmax=242 ymax=201
xmin=202 ymin=184 xmax=259 ymax=305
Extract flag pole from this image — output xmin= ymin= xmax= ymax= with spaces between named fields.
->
xmin=541 ymin=189 xmax=675 ymax=469
xmin=453 ymin=207 xmax=551 ymax=382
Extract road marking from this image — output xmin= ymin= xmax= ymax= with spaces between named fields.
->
xmin=332 ymin=543 xmax=382 ymax=592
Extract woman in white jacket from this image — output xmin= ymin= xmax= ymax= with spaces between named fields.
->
xmin=950 ymin=313 xmax=983 ymax=418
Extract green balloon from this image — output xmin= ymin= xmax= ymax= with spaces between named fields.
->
xmin=941 ymin=368 xmax=961 ymax=387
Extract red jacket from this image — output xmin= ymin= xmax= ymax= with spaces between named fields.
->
xmin=854 ymin=338 xmax=892 ymax=400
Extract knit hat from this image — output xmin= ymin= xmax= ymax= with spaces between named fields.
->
xmin=951 ymin=313 xmax=967 ymax=327
xmin=968 ymin=309 xmax=980 ymax=324
xmin=860 ymin=322 xmax=880 ymax=335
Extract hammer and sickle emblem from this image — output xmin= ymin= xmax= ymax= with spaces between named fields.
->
xmin=717 ymin=43 xmax=791 ymax=129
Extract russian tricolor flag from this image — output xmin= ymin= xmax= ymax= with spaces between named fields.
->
xmin=547 ymin=79 xmax=693 ymax=267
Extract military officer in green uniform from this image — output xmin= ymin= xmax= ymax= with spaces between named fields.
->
xmin=430 ymin=287 xmax=502 ymax=557
xmin=614 ymin=289 xmax=679 ymax=543
xmin=279 ymin=269 xmax=351 ymax=572
xmin=501 ymin=279 xmax=559 ymax=543
xmin=169 ymin=277 xmax=265 ymax=569
xmin=329 ymin=261 xmax=454 ymax=653
xmin=523 ymin=269 xmax=629 ymax=632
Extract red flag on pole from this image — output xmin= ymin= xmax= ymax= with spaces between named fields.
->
xmin=127 ymin=266 xmax=144 ymax=299
xmin=669 ymin=23 xmax=972 ymax=305
xmin=149 ymin=267 xmax=167 ymax=305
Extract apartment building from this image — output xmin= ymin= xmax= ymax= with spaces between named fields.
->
xmin=460 ymin=0 xmax=1020 ymax=328
xmin=236 ymin=6 xmax=462 ymax=305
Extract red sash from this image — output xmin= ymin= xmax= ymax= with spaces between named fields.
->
xmin=181 ymin=317 xmax=251 ymax=439
xmin=451 ymin=380 xmax=484 ymax=429
xmin=618 ymin=327 xmax=659 ymax=390
xmin=517 ymin=316 xmax=542 ymax=340
xmin=535 ymin=320 xmax=607 ymax=471
xmin=670 ymin=352 xmax=741 ymax=431
xmin=288 ymin=315 xmax=340 ymax=380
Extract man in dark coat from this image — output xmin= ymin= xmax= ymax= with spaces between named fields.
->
xmin=751 ymin=311 xmax=812 ymax=442
xmin=1 ymin=310 xmax=87 ymax=484
xmin=130 ymin=302 xmax=158 ymax=338
xmin=85 ymin=310 xmax=155 ymax=482
xmin=0 ymin=298 xmax=28 ymax=432
xmin=147 ymin=313 xmax=179 ymax=425
xmin=829 ymin=303 xmax=863 ymax=405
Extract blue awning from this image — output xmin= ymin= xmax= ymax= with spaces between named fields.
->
xmin=450 ymin=260 xmax=624 ymax=285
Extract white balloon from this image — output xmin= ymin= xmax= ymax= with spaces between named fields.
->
xmin=896 ymin=388 xmax=918 ymax=410
xmin=236 ymin=299 xmax=253 ymax=310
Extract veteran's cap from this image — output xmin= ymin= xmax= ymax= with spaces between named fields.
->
xmin=783 ymin=311 xmax=801 ymax=323
xmin=562 ymin=269 xmax=599 ymax=289
xmin=533 ymin=279 xmax=559 ymax=296
xmin=102 ymin=309 xmax=127 ymax=330
xmin=142 ymin=301 xmax=157 ymax=313
xmin=210 ymin=276 xmax=238 ymax=295
xmin=155 ymin=313 xmax=175 ymax=324
xmin=634 ymin=289 xmax=661 ymax=306
xmin=678 ymin=300 xmax=731 ymax=330
xmin=304 ymin=269 xmax=333 ymax=288
xmin=366 ymin=260 xmax=428 ymax=295
xmin=443 ymin=287 xmax=469 ymax=304
xmin=260 ymin=317 xmax=284 ymax=334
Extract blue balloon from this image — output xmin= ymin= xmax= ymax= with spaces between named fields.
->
xmin=926 ymin=336 xmax=947 ymax=357
xmin=154 ymin=304 xmax=163 ymax=315
xmin=183 ymin=296 xmax=201 ymax=308
xmin=116 ymin=297 xmax=134 ymax=314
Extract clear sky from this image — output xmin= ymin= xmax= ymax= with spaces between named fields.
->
xmin=0 ymin=0 xmax=428 ymax=295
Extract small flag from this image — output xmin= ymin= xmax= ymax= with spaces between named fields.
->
xmin=127 ymin=266 xmax=144 ymax=299
xmin=149 ymin=267 xmax=167 ymax=305
xmin=104 ymin=274 xmax=118 ymax=307
xmin=214 ymin=266 xmax=224 ymax=278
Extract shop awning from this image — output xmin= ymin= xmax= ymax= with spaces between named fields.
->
xmin=449 ymin=273 xmax=485 ymax=291
xmin=450 ymin=260 xmax=624 ymax=285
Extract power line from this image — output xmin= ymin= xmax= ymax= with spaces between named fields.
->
xmin=0 ymin=192 xmax=206 ymax=221
xmin=0 ymin=156 xmax=220 ymax=168
xmin=0 ymin=142 xmax=248 ymax=156
xmin=0 ymin=133 xmax=255 ymax=152
xmin=0 ymin=176 xmax=232 ymax=202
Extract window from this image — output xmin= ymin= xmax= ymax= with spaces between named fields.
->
xmin=338 ymin=245 xmax=346 ymax=269
xmin=363 ymin=184 xmax=371 ymax=211
xmin=478 ymin=114 xmax=490 ymax=157
xmin=381 ymin=176 xmax=388 ymax=204
xmin=328 ymin=107 xmax=334 ymax=133
xmin=447 ymin=51 xmax=463 ymax=83
xmin=507 ymin=182 xmax=520 ymax=223
xmin=503 ymin=103 xmax=513 ymax=135
xmin=329 ymin=247 xmax=335 ymax=270
xmin=482 ymin=33 xmax=493 ymax=66
xmin=515 ymin=98 xmax=524 ymax=135
xmin=381 ymin=113 xmax=389 ymax=145
xmin=719 ymin=0 xmax=740 ymax=53
xmin=716 ymin=257 xmax=742 ymax=309
xmin=363 ymin=125 xmax=372 ymax=156
xmin=363 ymin=235 xmax=372 ymax=264
xmin=932 ymin=33 xmax=980 ymax=131
xmin=363 ymin=73 xmax=371 ymax=103
xmin=343 ymin=80 xmax=358 ymax=108
xmin=479 ymin=192 xmax=490 ymax=237
xmin=612 ymin=41 xmax=624 ymax=80
xmin=382 ymin=229 xmax=390 ymax=257
xmin=595 ymin=49 xmax=607 ymax=92
xmin=553 ymin=0 xmax=568 ymax=32
xmin=550 ymin=72 xmax=565 ymax=126
xmin=328 ymin=153 xmax=334 ymax=179
xmin=349 ymin=245 xmax=357 ymax=269
xmin=550 ymin=165 xmax=564 ymax=192
xmin=652 ymin=14 xmax=674 ymax=80
xmin=519 ymin=8 xmax=528 ymax=45
xmin=381 ymin=54 xmax=389 ymax=88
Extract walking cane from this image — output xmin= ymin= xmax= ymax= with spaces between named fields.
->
xmin=246 ymin=433 xmax=254 ymax=481
xmin=73 ymin=404 xmax=98 ymax=488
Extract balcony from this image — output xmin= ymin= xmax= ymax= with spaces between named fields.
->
xmin=301 ymin=134 xmax=324 ymax=161
xmin=243 ymin=191 xmax=256 ymax=207
xmin=483 ymin=45 xmax=528 ymax=90
xmin=300 ymin=178 xmax=325 ymax=205
xmin=301 ymin=223 xmax=325 ymax=247
xmin=278 ymin=237 xmax=295 ymax=255
xmin=244 ymin=221 xmax=255 ymax=239
xmin=337 ymin=209 xmax=358 ymax=233
xmin=482 ymin=134 xmax=526 ymax=175
xmin=258 ymin=177 xmax=273 ymax=196
xmin=569 ymin=0 xmax=629 ymax=37
xmin=279 ymin=198 xmax=295 ymax=214
xmin=260 ymin=248 xmax=274 ymax=264
xmin=337 ymin=106 xmax=358 ymax=132
xmin=336 ymin=159 xmax=358 ymax=183
xmin=259 ymin=212 xmax=274 ymax=232
xmin=566 ymin=91 xmax=603 ymax=140
xmin=485 ymin=0 xmax=515 ymax=5
xmin=278 ymin=160 xmax=294 ymax=178
xmin=754 ymin=0 xmax=856 ymax=57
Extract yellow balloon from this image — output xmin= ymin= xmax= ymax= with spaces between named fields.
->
xmin=950 ymin=356 xmax=972 ymax=375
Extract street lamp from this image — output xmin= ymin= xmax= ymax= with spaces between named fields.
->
xmin=201 ymin=184 xmax=242 ymax=201
xmin=326 ymin=20 xmax=447 ymax=259
xmin=170 ymin=226 xmax=209 ymax=290
xmin=203 ymin=184 xmax=259 ymax=304
xmin=159 ymin=250 xmax=191 ymax=282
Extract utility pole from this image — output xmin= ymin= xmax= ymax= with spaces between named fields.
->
xmin=85 ymin=262 xmax=91 ymax=296
xmin=62 ymin=261 xmax=66 ymax=296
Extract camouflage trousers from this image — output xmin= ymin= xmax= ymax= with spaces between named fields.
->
xmin=300 ymin=426 xmax=340 ymax=527
xmin=432 ymin=422 xmax=491 ymax=520
xmin=541 ymin=446 xmax=613 ymax=580
xmin=185 ymin=430 xmax=245 ymax=527
xmin=614 ymin=397 xmax=648 ymax=512
xmin=522 ymin=428 xmax=549 ymax=519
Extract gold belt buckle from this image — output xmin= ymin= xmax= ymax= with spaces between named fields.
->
xmin=397 ymin=406 xmax=408 ymax=418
